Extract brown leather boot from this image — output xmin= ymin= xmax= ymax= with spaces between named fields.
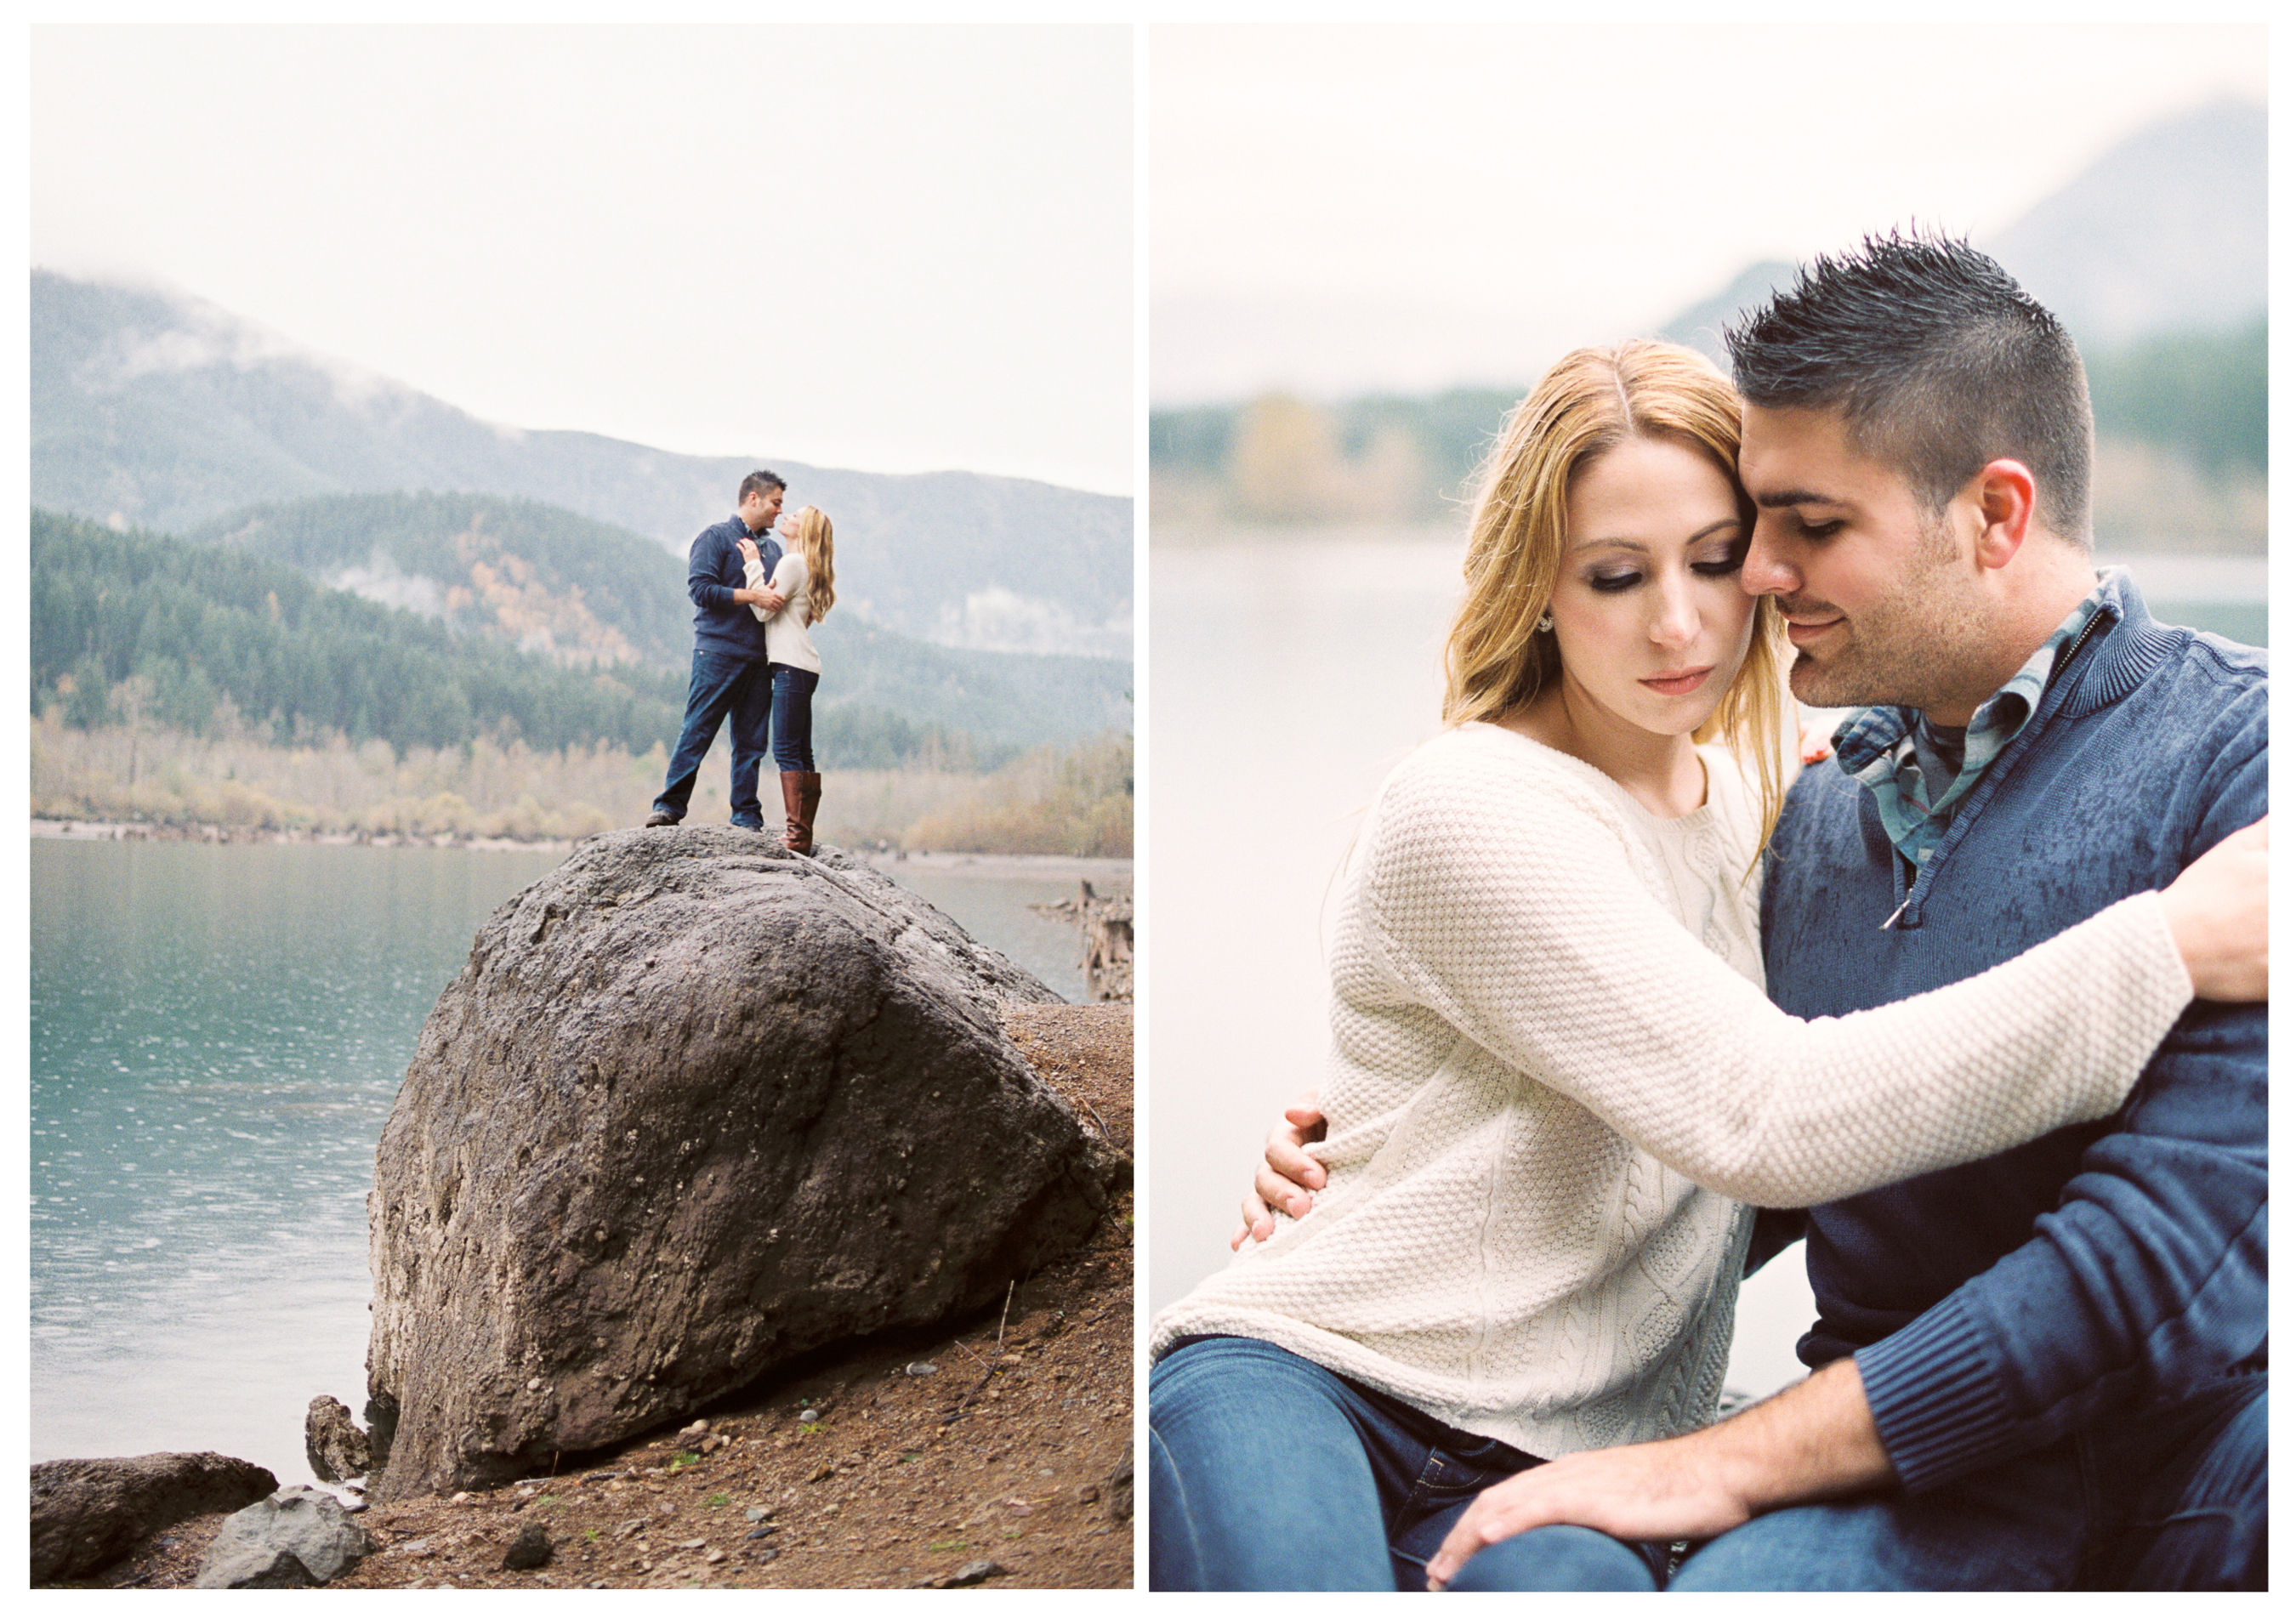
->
xmin=786 ymin=771 xmax=822 ymax=855
xmin=779 ymin=770 xmax=808 ymax=854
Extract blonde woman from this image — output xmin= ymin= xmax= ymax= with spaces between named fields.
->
xmin=740 ymin=504 xmax=837 ymax=854
xmin=1145 ymin=342 xmax=2267 ymax=1592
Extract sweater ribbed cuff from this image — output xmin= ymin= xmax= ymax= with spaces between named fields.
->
xmin=1856 ymin=1294 xmax=2018 ymax=1494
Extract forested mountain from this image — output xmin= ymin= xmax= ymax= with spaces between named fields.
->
xmin=32 ymin=509 xmax=1130 ymax=765
xmin=188 ymin=491 xmax=697 ymax=670
xmin=31 ymin=271 xmax=1131 ymax=658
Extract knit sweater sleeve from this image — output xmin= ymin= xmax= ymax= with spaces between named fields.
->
xmin=742 ymin=554 xmax=770 ymax=622
xmin=1359 ymin=737 xmax=2194 ymax=1208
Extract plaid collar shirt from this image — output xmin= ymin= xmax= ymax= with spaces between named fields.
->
xmin=1833 ymin=577 xmax=2111 ymax=871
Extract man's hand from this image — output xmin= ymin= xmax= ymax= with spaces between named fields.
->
xmin=759 ymin=587 xmax=788 ymax=615
xmin=1425 ymin=1437 xmax=1753 ymax=1589
xmin=1230 ymin=1093 xmax=1328 ymax=1249
xmin=1424 ymin=1360 xmax=1893 ymax=1589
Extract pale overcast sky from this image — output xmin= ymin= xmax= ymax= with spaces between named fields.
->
xmin=1152 ymin=21 xmax=2267 ymax=403
xmin=32 ymin=24 xmax=1133 ymax=496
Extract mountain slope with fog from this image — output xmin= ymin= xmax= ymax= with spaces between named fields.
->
xmin=31 ymin=270 xmax=1130 ymax=659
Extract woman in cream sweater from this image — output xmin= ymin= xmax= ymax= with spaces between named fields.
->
xmin=1145 ymin=342 xmax=2267 ymax=1592
xmin=741 ymin=505 xmax=836 ymax=855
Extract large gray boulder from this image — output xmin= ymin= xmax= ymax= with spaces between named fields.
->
xmin=30 ymin=1451 xmax=277 ymax=1584
xmin=191 ymin=1485 xmax=371 ymax=1587
xmin=366 ymin=830 xmax=1117 ymax=1497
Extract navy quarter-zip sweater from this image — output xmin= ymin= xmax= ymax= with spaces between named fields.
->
xmin=1759 ymin=570 xmax=2266 ymax=1494
xmin=686 ymin=514 xmax=783 ymax=661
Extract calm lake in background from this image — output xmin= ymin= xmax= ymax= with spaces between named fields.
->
xmin=29 ymin=837 xmax=1122 ymax=1484
xmin=1146 ymin=534 xmax=2265 ymax=1399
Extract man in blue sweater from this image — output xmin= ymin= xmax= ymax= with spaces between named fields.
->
xmin=645 ymin=470 xmax=789 ymax=831
xmin=1264 ymin=236 xmax=2267 ymax=1590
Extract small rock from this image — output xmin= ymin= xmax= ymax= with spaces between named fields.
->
xmin=1077 ymin=1485 xmax=1100 ymax=1505
xmin=943 ymin=1558 xmax=1010 ymax=1587
xmin=503 ymin=1524 xmax=553 ymax=1570
xmin=401 ymin=1539 xmax=433 ymax=1554
xmin=743 ymin=1507 xmax=769 ymax=1523
xmin=704 ymin=1547 xmax=726 ymax=1564
xmin=1105 ymin=1444 xmax=1134 ymax=1523
xmin=906 ymin=1362 xmax=940 ymax=1377
xmin=449 ymin=1491 xmax=472 ymax=1505
xmin=746 ymin=1525 xmax=776 ymax=1540
xmin=673 ymin=1419 xmax=712 ymax=1450
xmin=306 ymin=1394 xmax=375 ymax=1484
xmin=756 ymin=1547 xmax=781 ymax=1562
xmin=798 ymin=1409 xmax=819 ymax=1423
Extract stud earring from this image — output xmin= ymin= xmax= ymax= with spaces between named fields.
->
xmin=1533 ymin=614 xmax=1554 ymax=633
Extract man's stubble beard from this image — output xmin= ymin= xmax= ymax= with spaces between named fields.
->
xmin=1784 ymin=523 xmax=1991 ymax=715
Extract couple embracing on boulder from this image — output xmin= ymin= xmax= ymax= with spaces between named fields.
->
xmin=645 ymin=468 xmax=838 ymax=853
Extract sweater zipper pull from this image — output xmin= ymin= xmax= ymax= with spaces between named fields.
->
xmin=1880 ymin=893 xmax=1912 ymax=930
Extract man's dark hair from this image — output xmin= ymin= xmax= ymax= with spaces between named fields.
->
xmin=1725 ymin=230 xmax=2093 ymax=545
xmin=738 ymin=468 xmax=787 ymax=503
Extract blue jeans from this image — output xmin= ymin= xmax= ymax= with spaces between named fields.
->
xmin=1506 ymin=1371 xmax=2266 ymax=1591
xmin=770 ymin=665 xmax=819 ymax=772
xmin=651 ymin=649 xmax=773 ymax=827
xmin=1148 ymin=1336 xmax=1668 ymax=1592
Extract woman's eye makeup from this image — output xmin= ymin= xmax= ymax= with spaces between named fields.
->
xmin=1586 ymin=568 xmax=1643 ymax=593
xmin=1691 ymin=533 xmax=1751 ymax=576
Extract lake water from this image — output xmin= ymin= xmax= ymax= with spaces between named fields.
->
xmin=28 ymin=836 xmax=1118 ymax=1484
xmin=1145 ymin=536 xmax=2265 ymax=1399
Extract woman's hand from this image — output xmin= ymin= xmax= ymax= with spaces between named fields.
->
xmin=2158 ymin=815 xmax=2268 ymax=1002
xmin=737 ymin=537 xmax=759 ymax=563
xmin=1230 ymin=1092 xmax=1329 ymax=1248
xmin=1797 ymin=718 xmax=1836 ymax=766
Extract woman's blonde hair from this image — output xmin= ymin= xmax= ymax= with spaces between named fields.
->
xmin=1443 ymin=339 xmax=1787 ymax=845
xmin=785 ymin=506 xmax=838 ymax=622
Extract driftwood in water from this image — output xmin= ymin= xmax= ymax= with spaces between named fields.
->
xmin=1031 ymin=880 xmax=1134 ymax=1002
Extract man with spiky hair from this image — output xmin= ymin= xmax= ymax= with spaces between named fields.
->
xmin=1259 ymin=235 xmax=2265 ymax=1590
xmin=645 ymin=469 xmax=789 ymax=831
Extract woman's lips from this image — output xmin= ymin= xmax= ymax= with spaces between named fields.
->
xmin=1640 ymin=667 xmax=1713 ymax=696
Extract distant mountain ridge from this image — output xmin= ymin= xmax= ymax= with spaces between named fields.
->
xmin=1662 ymin=99 xmax=2265 ymax=365
xmin=31 ymin=270 xmax=1131 ymax=659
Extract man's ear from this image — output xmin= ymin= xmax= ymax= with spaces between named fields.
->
xmin=1970 ymin=459 xmax=2037 ymax=570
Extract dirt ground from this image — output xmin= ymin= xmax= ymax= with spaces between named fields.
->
xmin=82 ymin=1002 xmax=1135 ymax=1592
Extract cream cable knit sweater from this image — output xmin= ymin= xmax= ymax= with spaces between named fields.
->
xmin=1150 ymin=720 xmax=2195 ymax=1460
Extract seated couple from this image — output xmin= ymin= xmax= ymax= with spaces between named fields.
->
xmin=1149 ymin=234 xmax=2268 ymax=1592
xmin=645 ymin=469 xmax=838 ymax=854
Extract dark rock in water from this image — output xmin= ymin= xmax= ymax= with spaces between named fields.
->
xmin=366 ymin=830 xmax=1117 ymax=1496
xmin=30 ymin=1451 xmax=278 ymax=1585
xmin=503 ymin=1522 xmax=554 ymax=1570
xmin=304 ymin=1394 xmax=372 ymax=1483
xmin=191 ymin=1485 xmax=371 ymax=1587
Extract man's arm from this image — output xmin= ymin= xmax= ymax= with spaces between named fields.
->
xmin=1851 ymin=713 xmax=2266 ymax=1493
xmin=1424 ymin=1360 xmax=1890 ymax=1588
xmin=687 ymin=525 xmax=743 ymax=614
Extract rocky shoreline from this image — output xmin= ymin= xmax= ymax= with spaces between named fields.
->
xmin=32 ymin=1002 xmax=1133 ymax=1591
xmin=30 ymin=830 xmax=1137 ymax=1589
